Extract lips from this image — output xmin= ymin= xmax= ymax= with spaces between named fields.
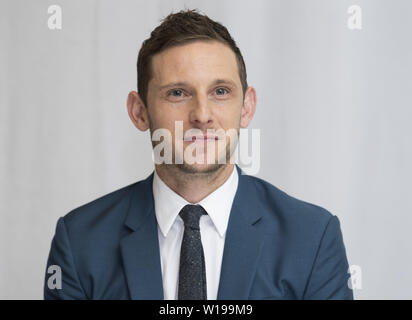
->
xmin=183 ymin=135 xmax=219 ymax=142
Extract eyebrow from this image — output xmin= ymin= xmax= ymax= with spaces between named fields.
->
xmin=158 ymin=79 xmax=237 ymax=91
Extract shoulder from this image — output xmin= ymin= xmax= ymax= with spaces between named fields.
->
xmin=241 ymin=173 xmax=335 ymax=234
xmin=60 ymin=175 xmax=151 ymax=238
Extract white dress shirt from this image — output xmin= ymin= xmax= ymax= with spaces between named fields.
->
xmin=152 ymin=165 xmax=239 ymax=300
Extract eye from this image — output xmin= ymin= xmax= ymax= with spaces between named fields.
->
xmin=168 ymin=89 xmax=184 ymax=97
xmin=215 ymin=87 xmax=229 ymax=96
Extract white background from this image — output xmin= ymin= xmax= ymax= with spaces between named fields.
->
xmin=1 ymin=0 xmax=411 ymax=299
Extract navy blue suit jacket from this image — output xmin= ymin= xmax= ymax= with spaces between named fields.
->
xmin=44 ymin=165 xmax=353 ymax=300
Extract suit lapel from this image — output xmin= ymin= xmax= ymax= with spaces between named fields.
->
xmin=119 ymin=165 xmax=265 ymax=300
xmin=120 ymin=172 xmax=164 ymax=300
xmin=217 ymin=165 xmax=266 ymax=299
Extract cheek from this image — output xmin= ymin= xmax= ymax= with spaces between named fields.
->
xmin=218 ymin=105 xmax=242 ymax=128
xmin=153 ymin=113 xmax=190 ymax=141
xmin=148 ymin=103 xmax=178 ymax=129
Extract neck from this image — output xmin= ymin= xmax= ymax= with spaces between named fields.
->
xmin=155 ymin=163 xmax=235 ymax=204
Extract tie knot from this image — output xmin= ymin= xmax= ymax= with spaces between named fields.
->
xmin=179 ymin=204 xmax=207 ymax=230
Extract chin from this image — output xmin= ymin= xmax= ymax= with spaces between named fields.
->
xmin=176 ymin=162 xmax=224 ymax=174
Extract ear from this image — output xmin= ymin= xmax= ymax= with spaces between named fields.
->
xmin=127 ymin=91 xmax=150 ymax=131
xmin=240 ymin=86 xmax=257 ymax=128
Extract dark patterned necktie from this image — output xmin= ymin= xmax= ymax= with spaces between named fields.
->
xmin=178 ymin=204 xmax=208 ymax=300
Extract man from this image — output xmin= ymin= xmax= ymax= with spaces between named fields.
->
xmin=44 ymin=9 xmax=353 ymax=300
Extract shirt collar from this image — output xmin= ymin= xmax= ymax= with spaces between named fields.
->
xmin=152 ymin=166 xmax=239 ymax=238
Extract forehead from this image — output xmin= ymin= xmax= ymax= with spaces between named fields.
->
xmin=150 ymin=40 xmax=240 ymax=87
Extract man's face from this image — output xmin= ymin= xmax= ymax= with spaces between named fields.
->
xmin=146 ymin=40 xmax=245 ymax=174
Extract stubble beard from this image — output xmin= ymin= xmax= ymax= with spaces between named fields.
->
xmin=149 ymin=128 xmax=238 ymax=177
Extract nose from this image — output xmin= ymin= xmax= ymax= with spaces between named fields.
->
xmin=189 ymin=92 xmax=214 ymax=129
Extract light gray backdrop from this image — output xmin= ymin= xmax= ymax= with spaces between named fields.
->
xmin=1 ymin=0 xmax=411 ymax=299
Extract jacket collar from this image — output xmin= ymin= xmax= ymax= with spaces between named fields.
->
xmin=120 ymin=164 xmax=265 ymax=299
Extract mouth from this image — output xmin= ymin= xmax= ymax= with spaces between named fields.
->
xmin=183 ymin=135 xmax=220 ymax=142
